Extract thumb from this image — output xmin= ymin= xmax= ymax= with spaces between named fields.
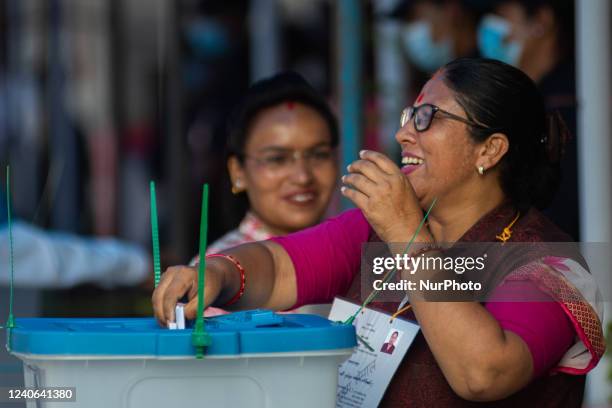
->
xmin=183 ymin=297 xmax=200 ymax=320
xmin=183 ymin=284 xmax=220 ymax=320
xmin=183 ymin=267 xmax=224 ymax=320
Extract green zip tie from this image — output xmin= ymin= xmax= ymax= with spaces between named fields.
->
xmin=343 ymin=198 xmax=438 ymax=326
xmin=192 ymin=184 xmax=211 ymax=358
xmin=149 ymin=181 xmax=162 ymax=288
xmin=5 ymin=166 xmax=16 ymax=351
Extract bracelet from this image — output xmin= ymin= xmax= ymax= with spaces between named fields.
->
xmin=205 ymin=254 xmax=246 ymax=307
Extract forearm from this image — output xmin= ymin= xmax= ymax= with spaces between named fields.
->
xmin=212 ymin=240 xmax=297 ymax=311
xmin=0 ymin=222 xmax=148 ymax=288
xmin=410 ymin=299 xmax=533 ymax=400
xmin=391 ymin=245 xmax=533 ymax=401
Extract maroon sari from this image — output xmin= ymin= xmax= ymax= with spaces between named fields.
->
xmin=345 ymin=203 xmax=603 ymax=407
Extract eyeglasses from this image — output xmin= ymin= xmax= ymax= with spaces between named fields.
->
xmin=400 ymin=103 xmax=495 ymax=132
xmin=241 ymin=147 xmax=336 ymax=173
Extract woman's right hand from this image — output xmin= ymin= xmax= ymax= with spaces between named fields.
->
xmin=151 ymin=264 xmax=224 ymax=327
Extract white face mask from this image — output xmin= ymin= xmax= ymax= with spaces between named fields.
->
xmin=477 ymin=14 xmax=524 ymax=66
xmin=401 ymin=20 xmax=454 ymax=73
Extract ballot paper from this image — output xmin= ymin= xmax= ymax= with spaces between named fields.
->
xmin=329 ymin=297 xmax=420 ymax=408
xmin=167 ymin=304 xmax=186 ymax=330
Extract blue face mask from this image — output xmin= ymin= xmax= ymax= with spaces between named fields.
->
xmin=401 ymin=21 xmax=453 ymax=73
xmin=477 ymin=14 xmax=523 ymax=66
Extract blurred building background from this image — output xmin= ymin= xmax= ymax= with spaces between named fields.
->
xmin=0 ymin=0 xmax=610 ymax=404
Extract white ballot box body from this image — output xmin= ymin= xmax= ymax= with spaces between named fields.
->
xmin=8 ymin=310 xmax=356 ymax=408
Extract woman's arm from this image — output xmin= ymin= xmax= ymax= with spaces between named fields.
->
xmin=0 ymin=221 xmax=149 ymax=288
xmin=152 ymin=240 xmax=297 ymax=326
xmin=409 ymin=299 xmax=533 ymax=401
xmin=152 ymin=208 xmax=369 ymax=326
xmin=409 ymin=275 xmax=575 ymax=401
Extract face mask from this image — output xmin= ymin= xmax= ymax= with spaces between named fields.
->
xmin=401 ymin=21 xmax=454 ymax=73
xmin=477 ymin=14 xmax=523 ymax=66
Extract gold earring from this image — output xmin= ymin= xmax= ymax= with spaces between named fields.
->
xmin=231 ymin=180 xmax=244 ymax=194
xmin=477 ymin=166 xmax=485 ymax=175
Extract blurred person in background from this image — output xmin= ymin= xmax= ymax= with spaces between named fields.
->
xmin=196 ymin=71 xmax=339 ymax=257
xmin=191 ymin=72 xmax=339 ymax=317
xmin=478 ymin=0 xmax=579 ymax=240
xmin=393 ymin=0 xmax=488 ymax=74
xmin=0 ymin=186 xmax=150 ymax=289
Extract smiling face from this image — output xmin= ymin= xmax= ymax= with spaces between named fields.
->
xmin=228 ymin=102 xmax=338 ymax=235
xmin=395 ymin=73 xmax=483 ymax=208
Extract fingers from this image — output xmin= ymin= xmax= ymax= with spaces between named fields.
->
xmin=182 ymin=283 xmax=218 ymax=320
xmin=152 ymin=265 xmax=197 ymax=327
xmin=162 ymin=269 xmax=196 ymax=326
xmin=341 ymin=173 xmax=377 ymax=197
xmin=152 ymin=267 xmax=176 ymax=325
xmin=183 ymin=296 xmax=199 ymax=320
xmin=356 ymin=150 xmax=400 ymax=175
xmin=347 ymin=159 xmax=386 ymax=184
xmin=340 ymin=185 xmax=368 ymax=209
xmin=345 ymin=151 xmax=400 ymax=188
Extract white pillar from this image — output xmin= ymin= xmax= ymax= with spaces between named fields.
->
xmin=576 ymin=0 xmax=612 ymax=404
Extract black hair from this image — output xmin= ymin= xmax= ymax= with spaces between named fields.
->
xmin=226 ymin=71 xmax=338 ymax=161
xmin=442 ymin=57 xmax=569 ymax=211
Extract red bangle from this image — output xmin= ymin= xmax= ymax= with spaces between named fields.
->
xmin=206 ymin=254 xmax=246 ymax=307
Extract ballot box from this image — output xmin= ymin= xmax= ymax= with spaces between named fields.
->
xmin=8 ymin=310 xmax=355 ymax=408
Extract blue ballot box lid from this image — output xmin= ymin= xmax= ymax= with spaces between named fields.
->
xmin=9 ymin=310 xmax=356 ymax=357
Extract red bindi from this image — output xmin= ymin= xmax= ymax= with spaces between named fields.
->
xmin=416 ymin=93 xmax=424 ymax=104
xmin=286 ymin=101 xmax=295 ymax=110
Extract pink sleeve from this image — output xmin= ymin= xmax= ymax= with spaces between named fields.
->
xmin=485 ymin=280 xmax=575 ymax=378
xmin=271 ymin=208 xmax=370 ymax=308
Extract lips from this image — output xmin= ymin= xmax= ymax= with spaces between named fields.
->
xmin=283 ymin=190 xmax=318 ymax=206
xmin=400 ymin=152 xmax=425 ymax=175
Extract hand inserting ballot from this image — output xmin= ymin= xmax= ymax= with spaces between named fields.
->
xmin=152 ymin=264 xmax=223 ymax=327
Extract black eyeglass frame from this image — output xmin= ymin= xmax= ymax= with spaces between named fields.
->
xmin=401 ymin=103 xmax=500 ymax=133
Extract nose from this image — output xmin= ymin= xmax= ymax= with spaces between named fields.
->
xmin=395 ymin=123 xmax=418 ymax=147
xmin=289 ymin=155 xmax=315 ymax=185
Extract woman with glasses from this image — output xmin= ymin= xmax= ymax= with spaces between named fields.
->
xmin=192 ymin=72 xmax=338 ymax=316
xmin=199 ymin=72 xmax=339 ymax=256
xmin=154 ymin=58 xmax=603 ymax=406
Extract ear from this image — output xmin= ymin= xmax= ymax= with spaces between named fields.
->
xmin=228 ymin=156 xmax=247 ymax=191
xmin=476 ymin=132 xmax=509 ymax=171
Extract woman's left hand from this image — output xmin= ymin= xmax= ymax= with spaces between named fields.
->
xmin=341 ymin=150 xmax=432 ymax=243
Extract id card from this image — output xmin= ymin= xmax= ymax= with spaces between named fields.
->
xmin=329 ymin=297 xmax=420 ymax=408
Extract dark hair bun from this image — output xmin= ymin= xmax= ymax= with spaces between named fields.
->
xmin=527 ymin=110 xmax=571 ymax=209
xmin=544 ymin=111 xmax=571 ymax=164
